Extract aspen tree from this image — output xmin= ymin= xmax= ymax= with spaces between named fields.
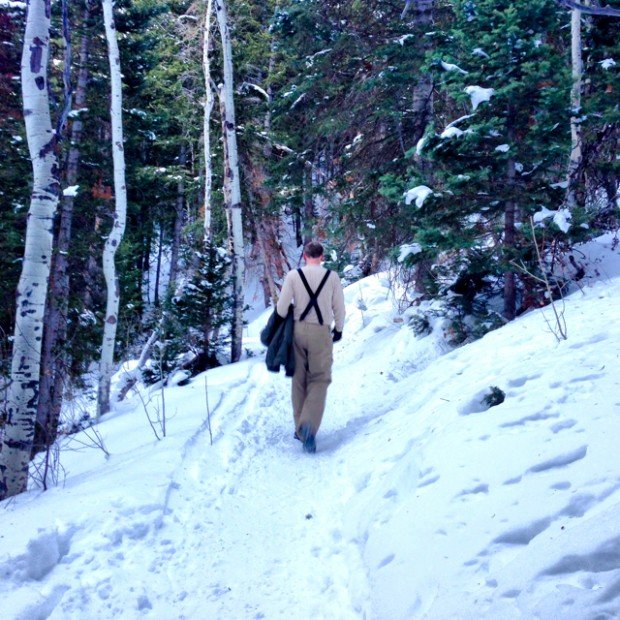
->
xmin=203 ymin=0 xmax=215 ymax=242
xmin=97 ymin=0 xmax=127 ymax=417
xmin=1 ymin=0 xmax=60 ymax=499
xmin=214 ymin=0 xmax=245 ymax=363
xmin=35 ymin=2 xmax=93 ymax=456
xmin=566 ymin=3 xmax=587 ymax=209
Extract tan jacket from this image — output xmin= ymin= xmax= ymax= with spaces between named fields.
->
xmin=276 ymin=265 xmax=346 ymax=331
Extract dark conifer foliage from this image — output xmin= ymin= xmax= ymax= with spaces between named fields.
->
xmin=404 ymin=0 xmax=572 ymax=322
xmin=142 ymin=241 xmax=233 ymax=385
xmin=579 ymin=7 xmax=620 ymax=222
xmin=0 ymin=0 xmax=618 ymax=438
xmin=0 ymin=6 xmax=29 ymax=347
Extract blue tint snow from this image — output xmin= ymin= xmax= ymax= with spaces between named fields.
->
xmin=1 ymin=233 xmax=620 ymax=619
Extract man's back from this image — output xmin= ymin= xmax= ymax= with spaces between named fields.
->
xmin=276 ymin=265 xmax=345 ymax=330
xmin=274 ymin=240 xmax=346 ymax=454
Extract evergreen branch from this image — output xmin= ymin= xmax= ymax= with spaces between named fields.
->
xmin=556 ymin=0 xmax=620 ymax=17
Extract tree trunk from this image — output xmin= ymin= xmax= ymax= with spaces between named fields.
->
xmin=116 ymin=324 xmax=162 ymax=402
xmin=203 ymin=0 xmax=215 ymax=242
xmin=245 ymin=42 xmax=288 ymax=307
xmin=242 ymin=154 xmax=287 ymax=306
xmin=154 ymin=219 xmax=164 ymax=307
xmin=34 ymin=3 xmax=92 ymax=456
xmin=215 ymin=0 xmax=244 ymax=363
xmin=169 ymin=144 xmax=186 ymax=289
xmin=566 ymin=5 xmax=587 ymax=208
xmin=302 ymin=166 xmax=314 ymax=246
xmin=0 ymin=0 xmax=60 ymax=500
xmin=410 ymin=1 xmax=434 ymax=146
xmin=97 ymin=0 xmax=128 ymax=418
xmin=503 ymin=155 xmax=517 ymax=321
xmin=140 ymin=212 xmax=152 ymax=304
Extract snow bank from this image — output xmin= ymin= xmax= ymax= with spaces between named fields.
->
xmin=1 ymin=235 xmax=620 ymax=619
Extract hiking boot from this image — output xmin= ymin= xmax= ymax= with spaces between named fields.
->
xmin=294 ymin=431 xmax=301 ymax=442
xmin=298 ymin=423 xmax=316 ymax=454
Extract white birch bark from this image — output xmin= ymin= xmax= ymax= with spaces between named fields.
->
xmin=214 ymin=0 xmax=244 ymax=363
xmin=203 ymin=0 xmax=214 ymax=242
xmin=97 ymin=0 xmax=128 ymax=417
xmin=0 ymin=0 xmax=60 ymax=499
xmin=566 ymin=6 xmax=585 ymax=209
xmin=36 ymin=2 xmax=92 ymax=456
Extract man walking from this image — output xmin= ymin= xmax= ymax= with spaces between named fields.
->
xmin=276 ymin=241 xmax=346 ymax=453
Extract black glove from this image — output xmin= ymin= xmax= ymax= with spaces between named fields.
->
xmin=332 ymin=329 xmax=342 ymax=343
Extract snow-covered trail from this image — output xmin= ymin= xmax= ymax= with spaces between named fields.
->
xmin=149 ymin=360 xmax=370 ymax=619
xmin=41 ymin=345 xmax=389 ymax=618
xmin=3 ymin=235 xmax=620 ymax=620
xmin=47 ymin=277 xmax=436 ymax=619
xmin=144 ymin=295 xmax=433 ymax=619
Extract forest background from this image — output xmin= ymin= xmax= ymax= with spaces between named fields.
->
xmin=0 ymin=0 xmax=618 ymax=500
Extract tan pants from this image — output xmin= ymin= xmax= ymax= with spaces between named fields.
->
xmin=292 ymin=321 xmax=333 ymax=435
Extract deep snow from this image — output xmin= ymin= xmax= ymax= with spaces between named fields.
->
xmin=1 ymin=233 xmax=620 ymax=620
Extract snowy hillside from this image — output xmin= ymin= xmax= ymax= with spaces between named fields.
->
xmin=1 ymin=234 xmax=620 ymax=620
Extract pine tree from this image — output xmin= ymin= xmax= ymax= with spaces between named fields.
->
xmin=270 ymin=0 xmax=438 ymax=266
xmin=577 ymin=5 xmax=620 ymax=220
xmin=405 ymin=0 xmax=571 ymax=322
xmin=143 ymin=241 xmax=233 ymax=384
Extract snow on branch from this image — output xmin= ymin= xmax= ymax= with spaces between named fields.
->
xmin=404 ymin=185 xmax=433 ymax=208
xmin=441 ymin=61 xmax=468 ymax=75
xmin=556 ymin=0 xmax=620 ymax=18
xmin=398 ymin=243 xmax=423 ymax=262
xmin=63 ymin=185 xmax=79 ymax=197
xmin=439 ymin=114 xmax=474 ymax=138
xmin=464 ymin=85 xmax=494 ymax=110
xmin=440 ymin=126 xmax=464 ymax=139
xmin=242 ymin=82 xmax=269 ymax=101
xmin=533 ymin=206 xmax=572 ymax=233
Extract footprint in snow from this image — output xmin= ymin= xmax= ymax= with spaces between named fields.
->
xmin=418 ymin=473 xmax=440 ymax=488
xmin=493 ymin=517 xmax=552 ymax=546
xmin=457 ymin=483 xmax=489 ymax=497
xmin=377 ymin=553 xmax=396 ymax=569
xmin=550 ymin=419 xmax=578 ymax=434
xmin=500 ymin=410 xmax=559 ymax=428
xmin=507 ymin=374 xmax=542 ymax=388
xmin=527 ymin=445 xmax=588 ymax=474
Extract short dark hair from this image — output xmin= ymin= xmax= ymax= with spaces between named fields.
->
xmin=303 ymin=240 xmax=324 ymax=258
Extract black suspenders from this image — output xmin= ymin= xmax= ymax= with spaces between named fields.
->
xmin=297 ymin=269 xmax=331 ymax=325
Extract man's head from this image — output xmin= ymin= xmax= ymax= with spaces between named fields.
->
xmin=303 ymin=241 xmax=324 ymax=263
